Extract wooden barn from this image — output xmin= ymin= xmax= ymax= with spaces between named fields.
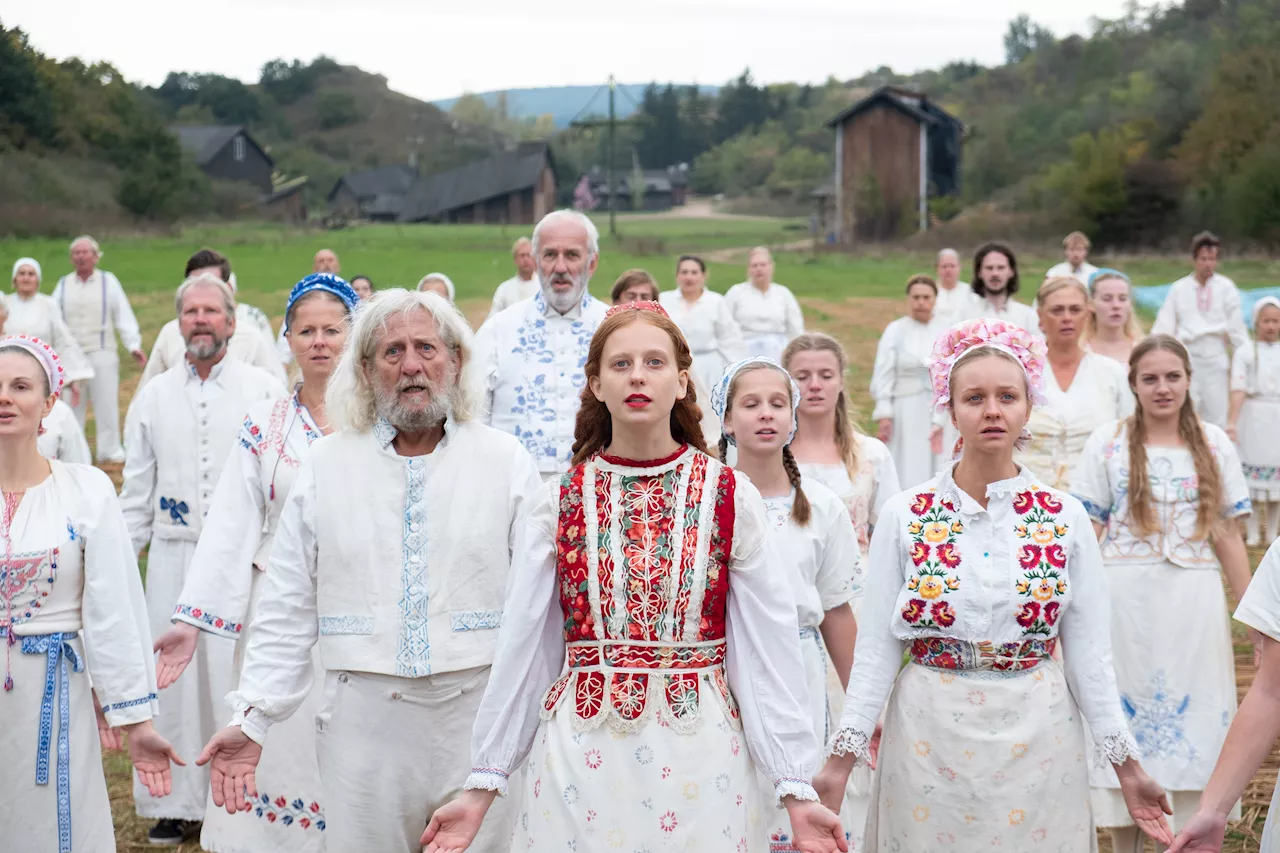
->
xmin=399 ymin=142 xmax=556 ymax=224
xmin=172 ymin=125 xmax=274 ymax=194
xmin=825 ymin=87 xmax=963 ymax=242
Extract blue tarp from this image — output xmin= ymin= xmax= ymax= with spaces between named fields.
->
xmin=1132 ymin=284 xmax=1280 ymax=331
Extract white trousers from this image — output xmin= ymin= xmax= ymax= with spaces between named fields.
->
xmin=314 ymin=666 xmax=517 ymax=853
xmin=1189 ymin=356 xmax=1229 ymax=428
xmin=72 ymin=349 xmax=122 ymax=460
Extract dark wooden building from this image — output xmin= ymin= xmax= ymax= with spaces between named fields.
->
xmin=327 ymin=164 xmax=419 ymax=222
xmin=399 ymin=142 xmax=555 ymax=224
xmin=825 ymin=87 xmax=963 ymax=242
xmin=172 ymin=125 xmax=274 ymax=194
xmin=587 ymin=165 xmax=689 ymax=212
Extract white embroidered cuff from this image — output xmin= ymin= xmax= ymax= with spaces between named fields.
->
xmin=228 ymin=707 xmax=272 ymax=745
xmin=774 ymin=777 xmax=819 ymax=805
xmin=827 ymin=727 xmax=873 ymax=764
xmin=1094 ymin=729 xmax=1142 ymax=769
xmin=172 ymin=603 xmax=243 ymax=638
xmin=464 ymin=768 xmax=510 ymax=797
xmin=101 ymin=693 xmax=158 ymax=727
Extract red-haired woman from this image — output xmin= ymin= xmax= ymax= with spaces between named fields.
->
xmin=1071 ymin=334 xmax=1255 ymax=852
xmin=423 ymin=302 xmax=846 ymax=853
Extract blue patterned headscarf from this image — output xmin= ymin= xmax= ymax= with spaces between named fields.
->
xmin=710 ymin=356 xmax=802 ymax=446
xmin=284 ymin=273 xmax=360 ymax=331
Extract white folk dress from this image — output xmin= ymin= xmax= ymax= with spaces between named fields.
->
xmin=3 ymin=292 xmax=94 ymax=384
xmin=38 ymin=400 xmax=91 ymax=465
xmin=760 ymin=482 xmax=866 ymax=852
xmin=933 ymin=283 xmax=978 ymax=329
xmin=465 ymin=447 xmax=822 ymax=852
xmin=1232 ymin=542 xmax=1280 ymax=851
xmin=1231 ymin=341 xmax=1280 ymax=502
xmin=798 ymin=436 xmax=900 ymax=561
xmin=1071 ymin=420 xmax=1249 ymax=829
xmin=474 ymin=290 xmax=608 ymax=478
xmin=831 ymin=465 xmax=1140 ymax=852
xmin=120 ymin=359 xmax=285 ymax=820
xmin=171 ymin=392 xmax=327 ymax=852
xmin=659 ymin=289 xmax=747 ymax=440
xmin=0 ymin=463 xmax=159 ymax=853
xmin=870 ymin=316 xmax=945 ymax=490
xmin=1020 ymin=352 xmax=1134 ymax=491
xmin=1151 ymin=274 xmax=1248 ymax=428
xmin=724 ymin=282 xmax=805 ymax=362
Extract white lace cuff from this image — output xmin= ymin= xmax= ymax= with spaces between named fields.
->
xmin=1093 ymin=730 xmax=1142 ymax=769
xmin=464 ymin=768 xmax=510 ymax=797
xmin=827 ymin=727 xmax=873 ymax=764
xmin=774 ymin=777 xmax=819 ymax=805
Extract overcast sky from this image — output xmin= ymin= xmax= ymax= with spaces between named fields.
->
xmin=8 ymin=0 xmax=1133 ymax=102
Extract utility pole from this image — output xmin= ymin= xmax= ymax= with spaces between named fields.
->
xmin=570 ymin=74 xmax=637 ymax=239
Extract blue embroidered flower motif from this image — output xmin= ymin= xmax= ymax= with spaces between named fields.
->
xmin=1120 ymin=670 xmax=1198 ymax=762
xmin=65 ymin=522 xmax=78 ymax=542
xmin=159 ymin=497 xmax=189 ymax=526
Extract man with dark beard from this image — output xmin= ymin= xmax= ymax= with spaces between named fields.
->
xmin=196 ymin=288 xmax=544 ymax=853
xmin=119 ymin=272 xmax=285 ymax=845
xmin=474 ymin=209 xmax=608 ymax=480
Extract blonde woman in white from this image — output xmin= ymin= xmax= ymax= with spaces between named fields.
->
xmin=1020 ymin=276 xmax=1133 ymax=490
xmin=1083 ymin=269 xmax=1144 ymax=365
xmin=870 ymin=274 xmax=945 ymax=489
xmin=1227 ymin=296 xmax=1280 ymax=546
xmin=725 ymin=247 xmax=804 ymax=360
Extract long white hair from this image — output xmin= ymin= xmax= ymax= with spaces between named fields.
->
xmin=325 ymin=289 xmax=479 ymax=433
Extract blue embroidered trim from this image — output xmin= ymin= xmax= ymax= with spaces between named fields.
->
xmin=1229 ymin=497 xmax=1253 ymax=518
xmin=172 ymin=603 xmax=242 ymax=636
xmin=101 ymin=693 xmax=157 ymax=713
xmin=21 ymin=631 xmax=84 ymax=853
xmin=373 ymin=418 xmax=397 ymax=449
xmin=396 ymin=457 xmax=430 ymax=677
xmin=450 ymin=610 xmax=502 ymax=632
xmin=1075 ymin=495 xmax=1110 ymax=524
xmin=159 ymin=497 xmax=189 ymax=526
xmin=318 ymin=616 xmax=373 ymax=636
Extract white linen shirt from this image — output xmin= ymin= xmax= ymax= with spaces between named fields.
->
xmin=1151 ymin=274 xmax=1248 ymax=367
xmin=1070 ymin=420 xmax=1251 ymax=569
xmin=486 ymin=275 xmax=540 ymax=321
xmin=137 ymin=310 xmax=286 ymax=391
xmin=832 ymin=464 xmax=1136 ymax=764
xmin=38 ymin=399 xmax=91 ymax=465
xmin=762 ymin=480 xmax=861 ymax=628
xmin=50 ymin=269 xmax=142 ymax=354
xmin=724 ymin=282 xmax=805 ymax=359
xmin=474 ymin=290 xmax=607 ymax=476
xmin=799 ymin=435 xmax=900 ymax=557
xmin=119 ymin=359 xmax=285 ymax=551
xmin=1046 ymin=261 xmax=1099 ymax=284
xmin=4 ymin=292 xmax=94 ymax=383
xmin=228 ymin=418 xmax=546 ymax=743
xmin=966 ymin=295 xmax=1042 ymax=334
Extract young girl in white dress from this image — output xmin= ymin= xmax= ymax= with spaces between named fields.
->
xmin=1071 ymin=334 xmax=1256 ymax=852
xmin=1228 ymin=296 xmax=1280 ymax=546
xmin=1167 ymin=538 xmax=1280 ymax=853
xmin=815 ymin=318 xmax=1174 ymax=853
xmin=784 ymin=332 xmax=899 ymax=557
xmin=0 ymin=335 xmax=181 ymax=853
xmin=423 ymin=302 xmax=846 ymax=853
xmin=713 ymin=356 xmax=864 ymax=851
xmin=1082 ymin=269 xmax=1144 ymax=365
xmin=150 ymin=274 xmax=359 ymax=853
xmin=870 ymin=275 xmax=945 ymax=490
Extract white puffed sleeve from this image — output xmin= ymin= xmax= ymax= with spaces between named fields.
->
xmin=172 ymin=413 xmax=267 ymax=639
xmin=226 ymin=461 xmax=320 ymax=744
xmin=814 ymin=490 xmax=862 ymax=609
xmin=1057 ymin=497 xmax=1141 ymax=766
xmin=77 ymin=467 xmax=159 ymax=726
xmin=829 ymin=495 xmax=908 ymax=762
xmin=869 ymin=321 xmax=899 ymax=423
xmin=725 ymin=476 xmax=821 ymax=803
xmin=1210 ymin=426 xmax=1252 ymax=518
xmin=118 ymin=387 xmax=158 ymax=555
xmin=466 ymin=480 xmax=562 ymax=795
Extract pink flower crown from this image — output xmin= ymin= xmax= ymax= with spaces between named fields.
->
xmin=928 ymin=319 xmax=1047 ymax=413
xmin=604 ymin=300 xmax=669 ymax=320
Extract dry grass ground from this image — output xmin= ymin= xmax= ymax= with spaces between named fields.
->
xmin=95 ymin=292 xmax=1275 ymax=852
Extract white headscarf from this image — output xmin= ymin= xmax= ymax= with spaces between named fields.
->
xmin=417 ymin=272 xmax=456 ymax=303
xmin=10 ymin=258 xmax=41 ymax=284
xmin=1252 ymin=296 xmax=1280 ymax=329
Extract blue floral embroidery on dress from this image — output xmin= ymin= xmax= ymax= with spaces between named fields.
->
xmin=450 ymin=610 xmax=502 ymax=631
xmin=1120 ymin=670 xmax=1198 ymax=762
xmin=397 ymin=456 xmax=430 ymax=677
xmin=1075 ymin=496 xmax=1110 ymax=525
xmin=65 ymin=522 xmax=78 ymax=542
xmin=253 ymin=793 xmax=325 ymax=830
xmin=159 ymin=497 xmax=189 ymax=526
xmin=100 ymin=693 xmax=157 ymax=713
xmin=1228 ymin=497 xmax=1252 ymax=517
xmin=1244 ymin=464 xmax=1280 ymax=482
xmin=318 ymin=616 xmax=373 ymax=635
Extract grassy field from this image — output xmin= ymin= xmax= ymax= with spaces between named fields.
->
xmin=4 ymin=216 xmax=1274 ymax=851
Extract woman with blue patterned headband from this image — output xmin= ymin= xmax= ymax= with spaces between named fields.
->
xmin=151 ymin=273 xmax=358 ymax=853
xmin=714 ymin=355 xmax=866 ymax=850
xmin=0 ymin=334 xmax=182 ymax=852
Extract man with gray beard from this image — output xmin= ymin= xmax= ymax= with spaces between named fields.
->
xmin=474 ymin=209 xmax=608 ymax=480
xmin=119 ymin=273 xmax=285 ymax=845
xmin=197 ymin=288 xmax=544 ymax=853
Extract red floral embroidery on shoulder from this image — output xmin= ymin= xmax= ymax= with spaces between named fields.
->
xmin=910 ymin=492 xmax=934 ymax=516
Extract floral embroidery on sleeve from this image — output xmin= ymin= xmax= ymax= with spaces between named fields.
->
xmin=900 ymin=491 xmax=962 ymax=629
xmin=1013 ymin=488 xmax=1069 ymax=636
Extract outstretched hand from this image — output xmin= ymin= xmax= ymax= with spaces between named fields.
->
xmin=1166 ymin=809 xmax=1228 ymax=853
xmin=198 ymin=726 xmax=263 ymax=814
xmin=1119 ymin=765 xmax=1174 ymax=847
xmin=154 ymin=623 xmax=199 ymax=689
xmin=421 ymin=790 xmax=496 ymax=853
xmin=126 ymin=721 xmax=185 ymax=798
xmin=93 ymin=691 xmax=122 ymax=751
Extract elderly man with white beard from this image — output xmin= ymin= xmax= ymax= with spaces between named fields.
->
xmin=196 ymin=288 xmax=545 ymax=853
xmin=119 ymin=273 xmax=286 ymax=846
xmin=474 ymin=209 xmax=608 ymax=479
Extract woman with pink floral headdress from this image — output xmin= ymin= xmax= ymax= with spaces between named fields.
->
xmin=813 ymin=319 xmax=1173 ymax=852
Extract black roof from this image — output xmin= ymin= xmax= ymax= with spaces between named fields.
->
xmin=826 ymin=86 xmax=963 ymax=130
xmin=327 ymin=164 xmax=419 ymax=203
xmin=401 ymin=142 xmax=552 ymax=222
xmin=172 ymin=125 xmax=272 ymax=167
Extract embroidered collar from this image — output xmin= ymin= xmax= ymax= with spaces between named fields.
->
xmin=595 ymin=444 xmax=692 ymax=476
xmin=186 ymin=355 xmax=228 ymax=383
xmin=935 ymin=462 xmax=1036 ymax=515
xmin=532 ymin=288 xmax=593 ymax=321
xmin=372 ymin=415 xmax=457 ymax=451
xmin=292 ymin=390 xmax=323 ymax=445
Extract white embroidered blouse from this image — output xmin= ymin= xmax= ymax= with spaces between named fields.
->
xmin=1070 ymin=420 xmax=1251 ymax=569
xmin=761 ymin=480 xmax=862 ymax=629
xmin=830 ymin=464 xmax=1139 ymax=766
